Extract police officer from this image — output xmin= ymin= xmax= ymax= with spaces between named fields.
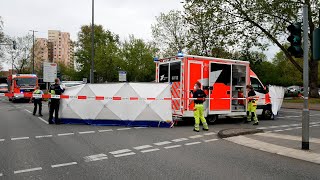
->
xmin=31 ymin=86 xmax=43 ymax=116
xmin=189 ymin=81 xmax=209 ymax=132
xmin=48 ymin=78 xmax=65 ymax=124
xmin=245 ymin=85 xmax=259 ymax=125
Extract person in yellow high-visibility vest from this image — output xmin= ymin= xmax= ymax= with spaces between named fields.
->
xmin=31 ymin=86 xmax=43 ymax=116
xmin=245 ymin=85 xmax=259 ymax=125
xmin=189 ymin=81 xmax=209 ymax=132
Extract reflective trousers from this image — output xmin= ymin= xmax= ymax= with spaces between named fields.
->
xmin=194 ymin=104 xmax=209 ymax=131
xmin=247 ymin=101 xmax=258 ymax=123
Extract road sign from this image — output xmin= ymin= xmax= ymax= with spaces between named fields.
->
xmin=43 ymin=62 xmax=57 ymax=83
xmin=119 ymin=71 xmax=127 ymax=82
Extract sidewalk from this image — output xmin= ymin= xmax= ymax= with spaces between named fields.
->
xmin=225 ymin=132 xmax=320 ymax=164
xmin=282 ymin=102 xmax=320 ymax=111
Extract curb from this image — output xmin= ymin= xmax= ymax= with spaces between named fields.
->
xmin=218 ymin=128 xmax=264 ymax=138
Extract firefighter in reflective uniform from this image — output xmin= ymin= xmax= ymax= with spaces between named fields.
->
xmin=31 ymin=86 xmax=43 ymax=116
xmin=48 ymin=78 xmax=65 ymax=124
xmin=245 ymin=85 xmax=259 ymax=125
xmin=189 ymin=81 xmax=209 ymax=132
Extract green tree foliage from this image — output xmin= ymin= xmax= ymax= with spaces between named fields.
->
xmin=75 ymin=25 xmax=121 ymax=83
xmin=183 ymin=0 xmax=320 ymax=97
xmin=120 ymin=35 xmax=156 ymax=82
xmin=272 ymin=50 xmax=303 ymax=86
xmin=75 ymin=25 xmax=156 ymax=82
xmin=151 ymin=10 xmax=189 ymax=57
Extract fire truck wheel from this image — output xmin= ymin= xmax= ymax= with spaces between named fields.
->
xmin=207 ymin=115 xmax=218 ymax=124
xmin=262 ymin=109 xmax=273 ymax=120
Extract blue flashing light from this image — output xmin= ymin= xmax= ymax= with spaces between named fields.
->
xmin=177 ymin=51 xmax=184 ymax=58
xmin=153 ymin=57 xmax=159 ymax=62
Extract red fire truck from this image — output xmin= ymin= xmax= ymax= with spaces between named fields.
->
xmin=155 ymin=54 xmax=272 ymax=123
xmin=7 ymin=74 xmax=38 ymax=102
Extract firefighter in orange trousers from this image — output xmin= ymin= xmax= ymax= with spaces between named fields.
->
xmin=189 ymin=81 xmax=209 ymax=132
xmin=245 ymin=85 xmax=259 ymax=125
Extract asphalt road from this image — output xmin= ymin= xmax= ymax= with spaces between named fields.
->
xmin=0 ymin=97 xmax=320 ymax=180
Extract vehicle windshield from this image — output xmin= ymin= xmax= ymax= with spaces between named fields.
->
xmin=15 ymin=78 xmax=37 ymax=87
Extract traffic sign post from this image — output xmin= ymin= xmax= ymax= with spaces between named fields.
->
xmin=302 ymin=4 xmax=310 ymax=150
xmin=43 ymin=62 xmax=57 ymax=83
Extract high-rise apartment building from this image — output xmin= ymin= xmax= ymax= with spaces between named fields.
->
xmin=34 ymin=30 xmax=74 ymax=70
xmin=34 ymin=38 xmax=48 ymax=70
xmin=48 ymin=30 xmax=74 ymax=68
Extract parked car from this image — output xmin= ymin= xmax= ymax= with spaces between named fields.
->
xmin=61 ymin=81 xmax=84 ymax=88
xmin=285 ymin=85 xmax=302 ymax=97
xmin=0 ymin=83 xmax=8 ymax=93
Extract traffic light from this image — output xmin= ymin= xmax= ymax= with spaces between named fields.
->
xmin=313 ymin=28 xmax=320 ymax=61
xmin=12 ymin=40 xmax=16 ymax=50
xmin=287 ymin=23 xmax=303 ymax=58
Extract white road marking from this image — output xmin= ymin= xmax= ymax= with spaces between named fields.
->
xmin=311 ymin=124 xmax=320 ymax=127
xmin=38 ymin=117 xmax=48 ymax=124
xmin=134 ymin=127 xmax=147 ymax=129
xmin=51 ymin=162 xmax=78 ymax=168
xmin=14 ymin=167 xmax=42 ymax=174
xmin=117 ymin=128 xmax=131 ymax=131
xmin=189 ymin=135 xmax=203 ymax=139
xmin=114 ymin=152 xmax=136 ymax=157
xmin=256 ymin=133 xmax=320 ymax=144
xmin=283 ymin=128 xmax=296 ymax=131
xmin=164 ymin=145 xmax=182 ymax=149
xmin=172 ymin=138 xmax=189 ymax=142
xmin=24 ymin=109 xmax=32 ymax=114
xmin=0 ymin=173 xmax=2 ymax=176
xmin=79 ymin=131 xmax=95 ymax=134
xmin=140 ymin=148 xmax=160 ymax=153
xmin=204 ymin=132 xmax=216 ymax=136
xmin=57 ymin=133 xmax=74 ymax=136
xmin=204 ymin=138 xmax=219 ymax=142
xmin=273 ymin=130 xmax=285 ymax=132
xmin=0 ymin=139 xmax=5 ymax=142
xmin=11 ymin=137 xmax=29 ymax=141
xmin=35 ymin=135 xmax=53 ymax=138
xmin=185 ymin=142 xmax=202 ymax=146
xmin=98 ymin=129 xmax=113 ymax=132
xmin=84 ymin=154 xmax=108 ymax=162
xmin=133 ymin=145 xmax=153 ymax=150
xmin=154 ymin=141 xmax=172 ymax=146
xmin=109 ymin=149 xmax=132 ymax=155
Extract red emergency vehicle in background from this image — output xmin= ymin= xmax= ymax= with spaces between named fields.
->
xmin=155 ymin=54 xmax=272 ymax=123
xmin=7 ymin=74 xmax=38 ymax=102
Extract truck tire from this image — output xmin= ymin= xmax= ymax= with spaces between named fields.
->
xmin=262 ymin=108 xmax=273 ymax=120
xmin=207 ymin=115 xmax=218 ymax=124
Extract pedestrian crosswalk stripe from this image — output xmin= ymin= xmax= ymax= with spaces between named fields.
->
xmin=133 ymin=145 xmax=153 ymax=150
xmin=141 ymin=148 xmax=160 ymax=153
xmin=109 ymin=149 xmax=132 ymax=155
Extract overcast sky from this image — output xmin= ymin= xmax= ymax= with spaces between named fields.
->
xmin=1 ymin=0 xmax=278 ymax=70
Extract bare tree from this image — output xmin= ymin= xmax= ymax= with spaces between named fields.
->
xmin=151 ymin=10 xmax=189 ymax=57
xmin=2 ymin=35 xmax=33 ymax=73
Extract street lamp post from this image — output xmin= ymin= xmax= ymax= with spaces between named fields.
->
xmin=91 ymin=0 xmax=95 ymax=84
xmin=29 ymin=30 xmax=38 ymax=74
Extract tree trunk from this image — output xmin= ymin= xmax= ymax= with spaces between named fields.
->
xmin=309 ymin=60 xmax=319 ymax=98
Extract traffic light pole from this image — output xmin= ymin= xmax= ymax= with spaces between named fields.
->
xmin=302 ymin=4 xmax=310 ymax=150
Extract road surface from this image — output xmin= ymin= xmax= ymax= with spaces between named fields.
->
xmin=0 ymin=97 xmax=319 ymax=180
